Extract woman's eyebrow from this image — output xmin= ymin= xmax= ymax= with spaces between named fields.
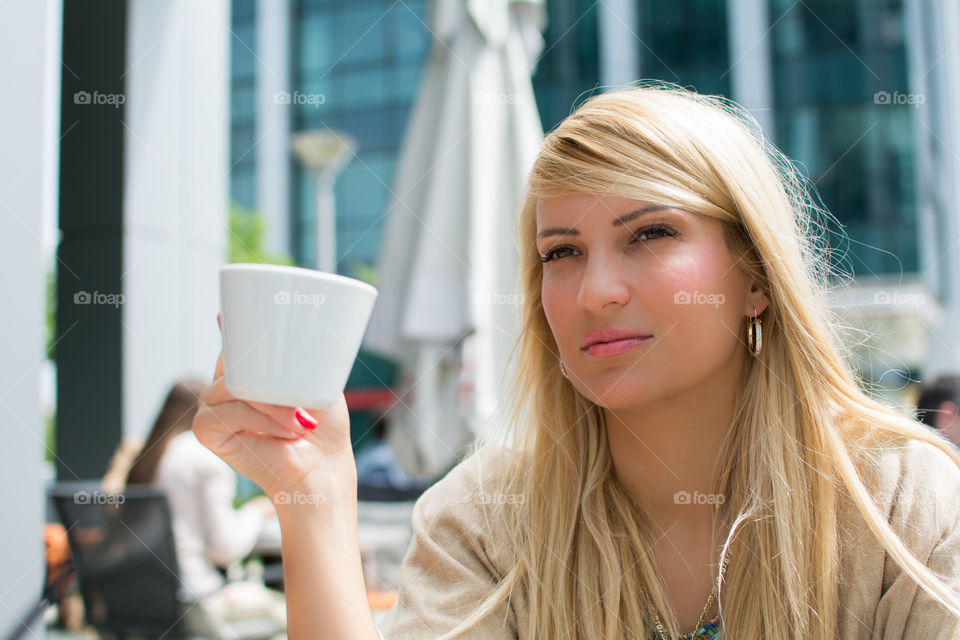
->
xmin=612 ymin=205 xmax=675 ymax=227
xmin=536 ymin=226 xmax=579 ymax=240
xmin=536 ymin=205 xmax=675 ymax=240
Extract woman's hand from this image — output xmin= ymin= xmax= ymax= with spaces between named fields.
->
xmin=196 ymin=317 xmax=381 ymax=640
xmin=192 ymin=316 xmax=356 ymax=508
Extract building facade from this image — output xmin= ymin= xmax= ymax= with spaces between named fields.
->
xmin=230 ymin=0 xmax=960 ymax=400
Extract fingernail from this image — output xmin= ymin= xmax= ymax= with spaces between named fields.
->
xmin=217 ymin=314 xmax=222 ymax=332
xmin=295 ymin=408 xmax=318 ymax=430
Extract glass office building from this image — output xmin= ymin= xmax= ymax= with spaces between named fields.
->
xmin=231 ymin=0 xmax=918 ymax=281
xmin=230 ymin=0 xmax=604 ymax=274
xmin=770 ymin=0 xmax=918 ymax=275
xmin=229 ymin=0 xmax=959 ymax=392
xmin=292 ymin=0 xmax=431 ymax=274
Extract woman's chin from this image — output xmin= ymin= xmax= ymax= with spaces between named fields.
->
xmin=574 ymin=377 xmax=657 ymax=411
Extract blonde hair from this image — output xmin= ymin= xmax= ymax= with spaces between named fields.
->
xmin=442 ymin=82 xmax=960 ymax=639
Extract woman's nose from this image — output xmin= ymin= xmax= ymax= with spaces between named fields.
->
xmin=577 ymin=254 xmax=629 ymax=311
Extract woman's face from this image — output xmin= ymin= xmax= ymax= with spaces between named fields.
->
xmin=536 ymin=193 xmax=767 ymax=410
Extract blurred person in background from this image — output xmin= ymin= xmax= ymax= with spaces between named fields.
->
xmin=916 ymin=376 xmax=960 ymax=450
xmin=125 ymin=379 xmax=285 ymax=627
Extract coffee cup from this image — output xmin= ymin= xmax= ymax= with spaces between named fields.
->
xmin=219 ymin=263 xmax=378 ymax=408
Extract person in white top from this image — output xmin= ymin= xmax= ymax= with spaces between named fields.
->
xmin=155 ymin=428 xmax=275 ymax=598
xmin=125 ymin=380 xmax=285 ymax=626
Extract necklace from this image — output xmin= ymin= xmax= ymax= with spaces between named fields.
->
xmin=651 ymin=549 xmax=731 ymax=640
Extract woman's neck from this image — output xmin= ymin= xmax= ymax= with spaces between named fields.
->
xmin=604 ymin=363 xmax=741 ymax=531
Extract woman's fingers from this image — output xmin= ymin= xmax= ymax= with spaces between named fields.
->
xmin=202 ymin=369 xmax=302 ymax=430
xmin=196 ymin=399 xmax=304 ymax=442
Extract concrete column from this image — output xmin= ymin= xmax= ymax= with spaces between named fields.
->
xmin=57 ymin=0 xmax=128 ymax=478
xmin=906 ymin=0 xmax=960 ymax=376
xmin=726 ymin=0 xmax=775 ymax=138
xmin=256 ymin=0 xmax=292 ymax=256
xmin=598 ymin=0 xmax=639 ymax=89
xmin=0 ymin=0 xmax=59 ymax=634
xmin=122 ymin=0 xmax=230 ymax=441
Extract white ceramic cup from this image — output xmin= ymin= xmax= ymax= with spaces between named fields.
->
xmin=219 ymin=263 xmax=379 ymax=408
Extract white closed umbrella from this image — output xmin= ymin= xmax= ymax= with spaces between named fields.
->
xmin=363 ymin=0 xmax=545 ymax=477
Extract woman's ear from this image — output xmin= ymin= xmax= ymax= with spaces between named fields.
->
xmin=745 ymin=282 xmax=769 ymax=317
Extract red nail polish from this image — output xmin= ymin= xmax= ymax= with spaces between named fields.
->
xmin=295 ymin=408 xmax=318 ymax=430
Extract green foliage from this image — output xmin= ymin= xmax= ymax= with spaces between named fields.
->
xmin=346 ymin=260 xmax=378 ymax=287
xmin=228 ymin=203 xmax=295 ymax=265
xmin=46 ymin=269 xmax=56 ymax=359
xmin=45 ymin=412 xmax=55 ymax=462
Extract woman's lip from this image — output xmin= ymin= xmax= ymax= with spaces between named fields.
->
xmin=582 ymin=336 xmax=652 ymax=357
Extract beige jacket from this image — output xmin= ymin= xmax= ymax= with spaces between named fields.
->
xmin=377 ymin=438 xmax=960 ymax=639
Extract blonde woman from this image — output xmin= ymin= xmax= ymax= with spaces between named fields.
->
xmin=193 ymin=84 xmax=960 ymax=639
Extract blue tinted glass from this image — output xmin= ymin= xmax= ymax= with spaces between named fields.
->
xmin=338 ymin=217 xmax=383 ymax=266
xmin=299 ymin=12 xmax=333 ymax=72
xmin=287 ymin=0 xmax=433 ymax=274
xmin=336 ymin=7 xmax=387 ymax=66
xmin=336 ymin=157 xmax=389 ymax=216
xmin=638 ymin=0 xmax=730 ymax=96
xmin=391 ymin=3 xmax=430 ymax=61
xmin=230 ymin=167 xmax=256 ymax=211
xmin=770 ymin=0 xmax=916 ymax=273
xmin=231 ymin=23 xmax=257 ymax=80
xmin=532 ymin=0 xmax=601 ymax=131
xmin=230 ymin=127 xmax=257 ymax=167
xmin=341 ymin=68 xmax=388 ymax=109
xmin=232 ymin=0 xmax=256 ymax=23
xmin=231 ymin=84 xmax=256 ymax=123
xmin=391 ymin=64 xmax=422 ymax=104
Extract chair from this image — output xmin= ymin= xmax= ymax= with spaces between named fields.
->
xmin=51 ymin=483 xmax=282 ymax=640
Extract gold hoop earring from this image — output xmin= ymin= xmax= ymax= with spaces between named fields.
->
xmin=559 ymin=359 xmax=569 ymax=378
xmin=747 ymin=307 xmax=762 ymax=357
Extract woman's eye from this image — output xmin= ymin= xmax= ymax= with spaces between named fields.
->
xmin=539 ymin=224 xmax=677 ymax=263
xmin=539 ymin=246 xmax=577 ymax=263
xmin=632 ymin=224 xmax=677 ymax=242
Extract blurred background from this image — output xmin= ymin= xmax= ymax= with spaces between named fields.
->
xmin=3 ymin=0 xmax=960 ymax=636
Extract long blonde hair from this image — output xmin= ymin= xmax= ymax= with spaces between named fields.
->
xmin=443 ymin=82 xmax=960 ymax=639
